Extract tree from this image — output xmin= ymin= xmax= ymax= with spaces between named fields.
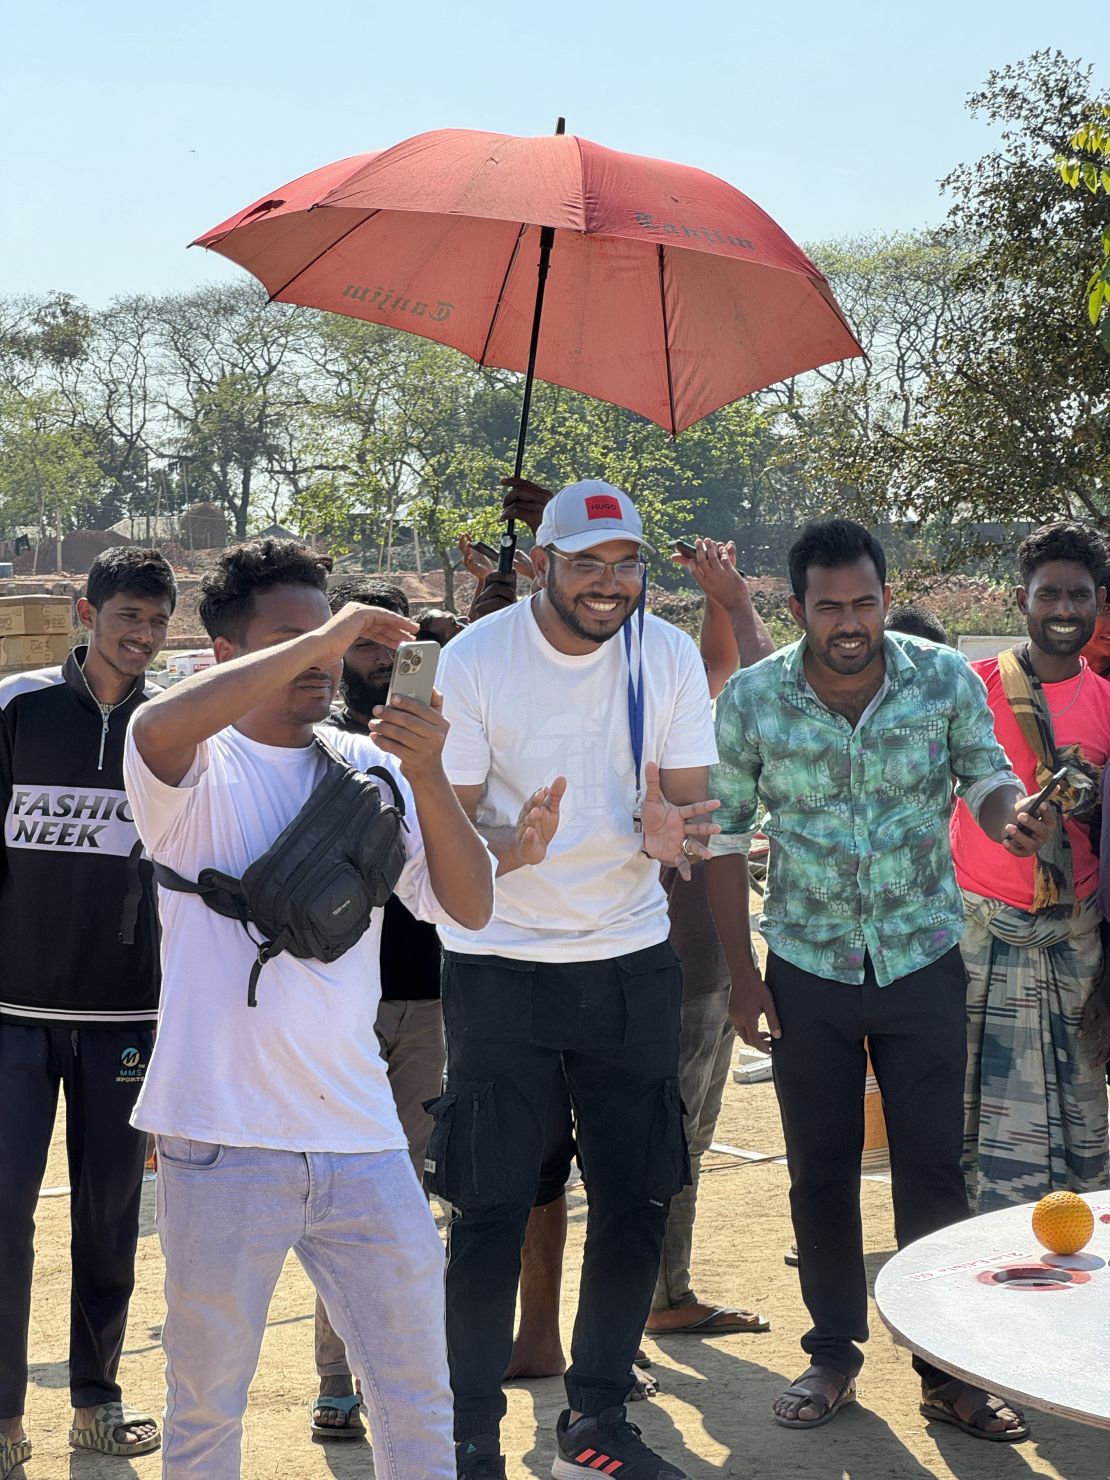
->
xmin=154 ymin=284 xmax=306 ymax=539
xmin=0 ymin=389 xmax=104 ymax=568
xmin=1056 ymin=103 xmax=1110 ymax=347
xmin=803 ymin=53 xmax=1110 ymax=566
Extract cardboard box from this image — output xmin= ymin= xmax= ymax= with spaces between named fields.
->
xmin=0 ymin=633 xmax=73 ymax=669
xmin=165 ymin=648 xmax=215 ymax=678
xmin=0 ymin=595 xmax=74 ymax=636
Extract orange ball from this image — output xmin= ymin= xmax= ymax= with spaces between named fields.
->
xmin=1031 ymin=1191 xmax=1095 ymax=1255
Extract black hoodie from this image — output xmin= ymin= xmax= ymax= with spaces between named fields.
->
xmin=0 ymin=647 xmax=160 ymax=1027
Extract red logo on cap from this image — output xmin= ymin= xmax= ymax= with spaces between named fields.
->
xmin=585 ymin=495 xmax=622 ymax=520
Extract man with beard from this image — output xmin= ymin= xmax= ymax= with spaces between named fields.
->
xmin=308 ymin=576 xmax=457 ymax=1440
xmin=952 ymin=521 xmax=1110 ymax=1213
xmin=706 ymin=519 xmax=1051 ymax=1442
xmin=433 ymin=482 xmax=720 ymax=1480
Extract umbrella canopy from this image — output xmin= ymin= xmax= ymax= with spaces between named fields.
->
xmin=194 ymin=127 xmax=862 ymax=437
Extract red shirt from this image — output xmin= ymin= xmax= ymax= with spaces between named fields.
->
xmin=950 ymin=656 xmax=1110 ymax=910
xmin=1081 ymin=615 xmax=1110 ymax=678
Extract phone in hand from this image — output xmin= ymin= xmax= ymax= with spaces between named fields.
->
xmin=1016 ymin=766 xmax=1069 ymax=836
xmin=385 ymin=641 xmax=440 ymax=709
xmin=672 ymin=537 xmax=746 ymax=577
xmin=469 ymin=539 xmax=499 ymax=562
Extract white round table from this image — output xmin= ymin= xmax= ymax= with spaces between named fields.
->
xmin=874 ymin=1192 xmax=1110 ymax=1430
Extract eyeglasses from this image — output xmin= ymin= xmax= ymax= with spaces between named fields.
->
xmin=546 ymin=547 xmax=646 ymax=581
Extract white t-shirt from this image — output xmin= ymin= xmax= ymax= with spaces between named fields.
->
xmin=436 ymin=599 xmax=717 ymax=961
xmin=123 ymin=722 xmax=479 ymax=1151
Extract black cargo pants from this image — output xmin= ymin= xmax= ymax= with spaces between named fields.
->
xmin=429 ymin=942 xmax=688 ymax=1440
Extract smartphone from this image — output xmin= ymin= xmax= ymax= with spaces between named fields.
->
xmin=672 ymin=538 xmax=746 ymax=576
xmin=385 ymin=641 xmax=440 ymax=709
xmin=1025 ymin=767 xmax=1069 ymax=819
xmin=1014 ymin=766 xmax=1068 ymax=838
xmin=470 ymin=539 xmax=499 ymax=561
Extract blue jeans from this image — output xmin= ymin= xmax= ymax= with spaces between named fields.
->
xmin=156 ymin=1140 xmax=452 ymax=1478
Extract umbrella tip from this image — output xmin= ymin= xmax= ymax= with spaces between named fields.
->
xmin=555 ymin=117 xmax=566 ymax=135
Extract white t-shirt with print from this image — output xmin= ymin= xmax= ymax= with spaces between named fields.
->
xmin=123 ymin=722 xmax=480 ymax=1151
xmin=436 ymin=598 xmax=718 ymax=962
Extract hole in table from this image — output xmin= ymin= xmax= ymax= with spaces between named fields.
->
xmin=990 ymin=1266 xmax=1074 ymax=1290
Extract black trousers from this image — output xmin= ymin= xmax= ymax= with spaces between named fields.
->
xmin=0 ymin=1024 xmax=152 ymax=1415
xmin=766 ymin=948 xmax=969 ymax=1384
xmin=431 ymin=943 xmax=687 ymax=1440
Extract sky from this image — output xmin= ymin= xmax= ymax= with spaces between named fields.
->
xmin=2 ymin=0 xmax=1105 ymax=306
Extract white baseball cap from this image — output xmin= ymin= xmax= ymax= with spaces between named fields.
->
xmin=535 ymin=480 xmax=647 ymax=554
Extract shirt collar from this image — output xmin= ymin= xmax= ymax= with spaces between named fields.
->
xmin=782 ymin=631 xmax=918 ymax=697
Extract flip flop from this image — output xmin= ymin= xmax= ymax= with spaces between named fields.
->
xmin=646 ymin=1306 xmax=770 ymax=1335
xmin=69 ymin=1402 xmax=160 ymax=1456
xmin=311 ymin=1393 xmax=366 ymax=1440
xmin=1 ymin=1434 xmax=31 ymax=1479
xmin=920 ymin=1381 xmax=1029 ymax=1443
xmin=773 ymin=1366 xmax=857 ymax=1430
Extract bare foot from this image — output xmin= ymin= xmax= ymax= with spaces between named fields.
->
xmin=72 ymin=1405 xmax=158 ymax=1448
xmin=0 ymin=1416 xmax=26 ymax=1444
xmin=503 ymin=1330 xmax=566 ymax=1379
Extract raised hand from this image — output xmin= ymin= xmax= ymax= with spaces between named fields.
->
xmin=638 ymin=761 xmax=721 ymax=881
xmin=673 ymin=538 xmax=751 ymax=613
xmin=458 ymin=532 xmax=494 ymax=581
xmin=322 ymin=602 xmax=418 ymax=665
xmin=368 ymin=689 xmax=448 ymax=783
xmin=469 ymin=571 xmax=519 ymax=623
xmin=500 ymin=477 xmax=553 ymax=536
xmin=515 ymin=776 xmax=567 ymax=865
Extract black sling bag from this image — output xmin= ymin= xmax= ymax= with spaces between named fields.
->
xmin=153 ymin=732 xmax=408 ymax=1006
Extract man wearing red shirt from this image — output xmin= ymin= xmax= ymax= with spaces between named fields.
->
xmin=951 ymin=521 xmax=1110 ymax=1212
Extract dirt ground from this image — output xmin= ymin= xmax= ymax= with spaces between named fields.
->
xmin=23 ymin=944 xmax=1110 ymax=1480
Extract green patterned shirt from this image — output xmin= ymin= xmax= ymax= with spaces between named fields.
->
xmin=709 ymin=633 xmax=1016 ymax=985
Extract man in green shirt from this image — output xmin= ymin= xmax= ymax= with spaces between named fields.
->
xmin=706 ymin=519 xmax=1051 ymax=1443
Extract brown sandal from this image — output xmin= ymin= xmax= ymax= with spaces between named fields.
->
xmin=773 ymin=1365 xmax=857 ymax=1429
xmin=920 ymin=1379 xmax=1028 ymax=1442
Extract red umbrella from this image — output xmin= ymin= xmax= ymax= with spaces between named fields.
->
xmin=195 ymin=124 xmax=861 ymax=566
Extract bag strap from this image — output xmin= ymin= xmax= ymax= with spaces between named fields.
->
xmin=313 ymin=730 xmax=407 ymax=816
xmin=623 ymin=575 xmax=647 ymax=822
xmin=118 ymin=840 xmax=145 ymax=946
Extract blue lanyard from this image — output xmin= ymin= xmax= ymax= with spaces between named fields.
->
xmin=623 ymin=576 xmax=647 ymax=817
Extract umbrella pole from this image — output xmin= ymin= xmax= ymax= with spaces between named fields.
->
xmin=498 ymin=118 xmax=565 ymax=577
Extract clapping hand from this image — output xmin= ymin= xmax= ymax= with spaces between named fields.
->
xmin=638 ymin=761 xmax=721 ymax=881
xmin=515 ymin=776 xmax=566 ymax=865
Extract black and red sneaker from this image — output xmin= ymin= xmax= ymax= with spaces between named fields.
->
xmin=552 ymin=1406 xmax=688 ymax=1478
